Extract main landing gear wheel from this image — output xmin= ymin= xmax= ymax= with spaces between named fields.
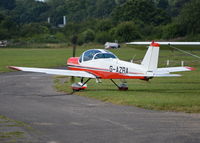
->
xmin=110 ymin=79 xmax=128 ymax=91
xmin=118 ymin=83 xmax=128 ymax=91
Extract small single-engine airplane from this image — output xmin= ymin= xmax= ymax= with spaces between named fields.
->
xmin=9 ymin=41 xmax=195 ymax=91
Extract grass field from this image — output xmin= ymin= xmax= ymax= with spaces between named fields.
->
xmin=0 ymin=44 xmax=99 ymax=72
xmin=1 ymin=44 xmax=200 ymax=113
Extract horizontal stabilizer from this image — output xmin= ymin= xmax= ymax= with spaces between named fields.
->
xmin=156 ymin=66 xmax=195 ymax=74
xmin=8 ymin=66 xmax=97 ymax=78
xmin=126 ymin=73 xmax=181 ymax=77
xmin=154 ymin=74 xmax=181 ymax=77
xmin=125 ymin=73 xmax=152 ymax=77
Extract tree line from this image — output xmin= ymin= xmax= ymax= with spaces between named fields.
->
xmin=0 ymin=0 xmax=199 ymax=45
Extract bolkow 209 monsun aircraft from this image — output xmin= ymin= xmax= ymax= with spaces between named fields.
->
xmin=9 ymin=41 xmax=196 ymax=91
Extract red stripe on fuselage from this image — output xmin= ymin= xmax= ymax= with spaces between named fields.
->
xmin=68 ymin=66 xmax=145 ymax=79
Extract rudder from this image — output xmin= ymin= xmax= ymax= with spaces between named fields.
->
xmin=141 ymin=42 xmax=160 ymax=72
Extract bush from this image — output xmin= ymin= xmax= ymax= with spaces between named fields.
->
xmin=77 ymin=29 xmax=95 ymax=45
xmin=13 ymin=33 xmax=67 ymax=44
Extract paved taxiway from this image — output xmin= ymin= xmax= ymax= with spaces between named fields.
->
xmin=0 ymin=72 xmax=200 ymax=143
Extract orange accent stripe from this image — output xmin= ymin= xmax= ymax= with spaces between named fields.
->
xmin=68 ymin=67 xmax=145 ymax=79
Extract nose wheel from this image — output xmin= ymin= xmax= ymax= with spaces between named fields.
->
xmin=71 ymin=78 xmax=91 ymax=91
xmin=71 ymin=82 xmax=87 ymax=91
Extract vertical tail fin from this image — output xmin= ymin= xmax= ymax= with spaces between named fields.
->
xmin=141 ymin=42 xmax=160 ymax=72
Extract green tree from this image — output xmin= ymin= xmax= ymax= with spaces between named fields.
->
xmin=94 ymin=0 xmax=116 ymax=18
xmin=78 ymin=29 xmax=95 ymax=44
xmin=178 ymin=0 xmax=200 ymax=35
xmin=95 ymin=32 xmax=113 ymax=44
xmin=161 ymin=23 xmax=185 ymax=39
xmin=113 ymin=22 xmax=141 ymax=42
xmin=96 ymin=19 xmax=114 ymax=32
xmin=0 ymin=0 xmax=16 ymax=10
xmin=13 ymin=0 xmax=49 ymax=24
xmin=63 ymin=22 xmax=82 ymax=38
xmin=0 ymin=16 xmax=18 ymax=39
xmin=157 ymin=0 xmax=169 ymax=9
xmin=20 ymin=23 xmax=49 ymax=37
xmin=112 ymin=0 xmax=170 ymax=25
xmin=168 ymin=0 xmax=191 ymax=16
xmin=115 ymin=0 xmax=128 ymax=5
xmin=0 ymin=13 xmax=5 ymax=23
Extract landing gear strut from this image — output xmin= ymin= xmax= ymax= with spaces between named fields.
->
xmin=110 ymin=79 xmax=128 ymax=91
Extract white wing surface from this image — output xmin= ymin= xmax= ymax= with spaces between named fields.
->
xmin=126 ymin=66 xmax=194 ymax=78
xmin=126 ymin=73 xmax=181 ymax=77
xmin=156 ymin=66 xmax=194 ymax=74
xmin=153 ymin=74 xmax=181 ymax=77
xmin=127 ymin=42 xmax=200 ymax=45
xmin=9 ymin=66 xmax=97 ymax=78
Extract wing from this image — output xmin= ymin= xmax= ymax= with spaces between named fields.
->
xmin=8 ymin=66 xmax=97 ymax=78
xmin=127 ymin=42 xmax=200 ymax=46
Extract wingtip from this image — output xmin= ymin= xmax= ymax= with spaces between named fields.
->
xmin=7 ymin=66 xmax=21 ymax=71
xmin=185 ymin=66 xmax=196 ymax=71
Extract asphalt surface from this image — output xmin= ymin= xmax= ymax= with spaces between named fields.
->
xmin=0 ymin=71 xmax=200 ymax=143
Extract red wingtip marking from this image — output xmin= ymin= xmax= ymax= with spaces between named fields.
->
xmin=8 ymin=66 xmax=21 ymax=71
xmin=185 ymin=66 xmax=196 ymax=71
xmin=150 ymin=41 xmax=160 ymax=47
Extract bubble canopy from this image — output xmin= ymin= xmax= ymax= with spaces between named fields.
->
xmin=79 ymin=49 xmax=118 ymax=63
